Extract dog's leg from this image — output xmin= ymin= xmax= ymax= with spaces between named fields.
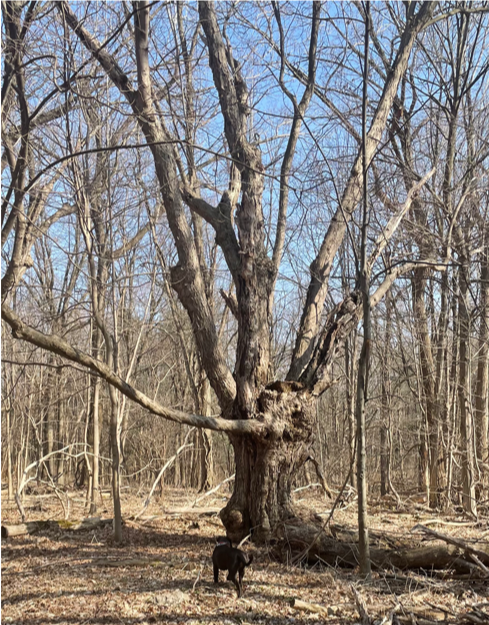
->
xmin=228 ymin=563 xmax=241 ymax=597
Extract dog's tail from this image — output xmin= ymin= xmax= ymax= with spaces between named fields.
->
xmin=245 ymin=554 xmax=253 ymax=567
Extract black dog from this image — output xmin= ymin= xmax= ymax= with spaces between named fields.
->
xmin=212 ymin=537 xmax=253 ymax=598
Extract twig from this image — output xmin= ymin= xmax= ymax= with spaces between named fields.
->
xmin=290 ymin=598 xmax=329 ymax=616
xmin=237 ymin=533 xmax=252 ymax=549
xmin=469 ymin=553 xmax=489 ymax=575
xmin=351 ymin=585 xmax=371 ymax=625
xmin=421 ymin=519 xmax=478 ymax=527
xmin=293 ymin=482 xmax=321 ymax=493
xmin=134 ymin=428 xmax=195 ymax=519
xmin=192 ymin=564 xmax=203 ymax=591
xmin=191 ymin=474 xmax=235 ymax=507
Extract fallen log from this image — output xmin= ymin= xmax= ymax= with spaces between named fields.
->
xmin=412 ymin=524 xmax=489 ymax=572
xmin=277 ymin=521 xmax=488 ymax=575
xmin=2 ymin=517 xmax=113 ymax=538
xmin=2 ymin=520 xmax=53 ymax=538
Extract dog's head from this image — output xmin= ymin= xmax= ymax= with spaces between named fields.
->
xmin=215 ymin=536 xmax=232 ymax=547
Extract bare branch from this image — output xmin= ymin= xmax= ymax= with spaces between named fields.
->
xmin=271 ymin=1 xmax=321 ymax=284
xmin=424 ymin=5 xmax=489 ymax=29
xmin=1 ymin=304 xmax=262 ymax=436
xmin=288 ymin=1 xmax=438 ymax=381
xmin=367 ymin=167 xmax=436 ymax=274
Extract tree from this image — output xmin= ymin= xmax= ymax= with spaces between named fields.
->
xmin=3 ymin=1 xmax=487 ymax=544
xmin=475 ymin=221 xmax=489 ymax=493
xmin=355 ymin=0 xmax=372 ymax=578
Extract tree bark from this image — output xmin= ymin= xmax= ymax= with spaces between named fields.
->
xmin=195 ymin=377 xmax=213 ymax=491
xmin=6 ymin=400 xmax=14 ymax=501
xmin=345 ymin=331 xmax=357 ymax=487
xmin=475 ymin=227 xmax=489 ymax=494
xmin=355 ymin=2 xmax=372 ymax=578
xmin=380 ymin=295 xmax=392 ymax=497
xmin=412 ymin=268 xmax=436 ymax=499
xmin=458 ymin=251 xmax=477 ymax=517
xmin=221 ymin=387 xmax=315 ymax=543
xmin=88 ymin=325 xmax=102 ymax=514
xmin=108 ymin=380 xmax=123 ymax=541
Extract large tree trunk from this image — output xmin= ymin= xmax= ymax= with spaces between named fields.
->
xmin=345 ymin=332 xmax=357 ymax=487
xmin=42 ymin=355 xmax=57 ymax=480
xmin=6 ymin=400 xmax=14 ymax=501
xmin=108 ymin=382 xmax=123 ymax=542
xmin=221 ymin=387 xmax=315 ymax=542
xmin=380 ymin=295 xmax=392 ymax=497
xmin=88 ymin=325 xmax=102 ymax=513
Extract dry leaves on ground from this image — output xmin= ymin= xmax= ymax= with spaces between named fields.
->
xmin=2 ymin=487 xmax=488 ymax=625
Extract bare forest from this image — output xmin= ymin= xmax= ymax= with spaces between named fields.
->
xmin=2 ymin=1 xmax=489 ymax=623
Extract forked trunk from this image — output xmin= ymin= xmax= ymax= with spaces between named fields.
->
xmin=220 ymin=386 xmax=315 ymax=542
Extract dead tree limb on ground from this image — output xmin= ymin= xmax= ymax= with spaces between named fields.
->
xmin=2 ymin=517 xmax=113 ymax=538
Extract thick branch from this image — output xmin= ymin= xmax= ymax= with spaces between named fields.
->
xmin=288 ymin=1 xmax=438 ymax=381
xmin=1 ymin=305 xmax=260 ymax=436
xmin=198 ymin=1 xmax=249 ymax=157
xmin=303 ymin=257 xmax=447 ymax=396
xmin=424 ymin=5 xmax=489 ymax=29
xmin=366 ymin=168 xmax=436 ymax=274
xmin=58 ymin=1 xmax=236 ymax=411
xmin=182 ymin=190 xmax=240 ymax=278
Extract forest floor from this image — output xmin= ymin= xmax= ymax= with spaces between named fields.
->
xmin=1 ymin=485 xmax=488 ymax=625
